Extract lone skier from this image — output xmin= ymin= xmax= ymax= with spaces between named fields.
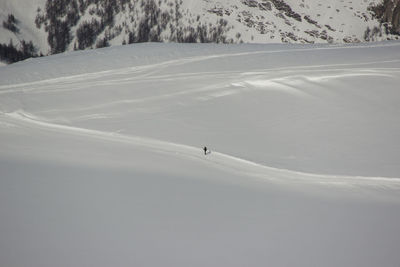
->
xmin=203 ymin=146 xmax=208 ymax=155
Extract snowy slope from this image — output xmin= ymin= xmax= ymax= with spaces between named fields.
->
xmin=1 ymin=42 xmax=400 ymax=267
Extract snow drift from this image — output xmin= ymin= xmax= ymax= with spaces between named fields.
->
xmin=1 ymin=41 xmax=400 ymax=267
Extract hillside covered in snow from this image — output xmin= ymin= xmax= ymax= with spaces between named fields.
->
xmin=1 ymin=0 xmax=400 ymax=63
xmin=1 ymin=41 xmax=400 ymax=266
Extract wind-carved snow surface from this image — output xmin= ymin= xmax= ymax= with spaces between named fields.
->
xmin=1 ymin=42 xmax=400 ymax=267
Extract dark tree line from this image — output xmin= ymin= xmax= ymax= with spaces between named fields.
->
xmin=129 ymin=0 xmax=230 ymax=43
xmin=3 ymin=14 xmax=20 ymax=33
xmin=36 ymin=0 xmax=80 ymax=53
xmin=0 ymin=40 xmax=38 ymax=63
xmin=1 ymin=13 xmax=40 ymax=64
xmin=76 ymin=19 xmax=103 ymax=49
xmin=36 ymin=0 xmax=123 ymax=53
xmin=33 ymin=0 xmax=231 ymax=57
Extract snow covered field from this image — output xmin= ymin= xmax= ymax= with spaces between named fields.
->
xmin=1 ymin=42 xmax=400 ymax=267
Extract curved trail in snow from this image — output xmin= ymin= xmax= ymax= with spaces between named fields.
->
xmin=1 ymin=41 xmax=400 ymax=93
xmin=3 ymin=111 xmax=400 ymax=190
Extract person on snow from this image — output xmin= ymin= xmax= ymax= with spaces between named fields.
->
xmin=203 ymin=146 xmax=208 ymax=155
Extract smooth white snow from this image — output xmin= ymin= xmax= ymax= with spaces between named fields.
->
xmin=1 ymin=42 xmax=400 ymax=267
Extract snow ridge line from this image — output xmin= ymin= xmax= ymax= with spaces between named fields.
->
xmin=1 ymin=41 xmax=400 ymax=90
xmin=3 ymin=110 xmax=400 ymax=186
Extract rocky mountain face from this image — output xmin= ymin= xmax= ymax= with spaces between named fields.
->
xmin=34 ymin=0 xmax=232 ymax=55
xmin=369 ymin=0 xmax=400 ymax=33
xmin=1 ymin=0 xmax=399 ymax=63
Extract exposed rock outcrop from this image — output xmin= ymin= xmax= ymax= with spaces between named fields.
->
xmin=370 ymin=0 xmax=400 ymax=34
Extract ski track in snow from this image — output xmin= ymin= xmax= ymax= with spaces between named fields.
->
xmin=2 ymin=110 xmax=400 ymax=192
xmin=5 ymin=65 xmax=398 ymax=116
xmin=1 ymin=58 xmax=399 ymax=115
xmin=1 ymin=41 xmax=400 ymax=93
xmin=1 ymin=42 xmax=400 ymax=193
